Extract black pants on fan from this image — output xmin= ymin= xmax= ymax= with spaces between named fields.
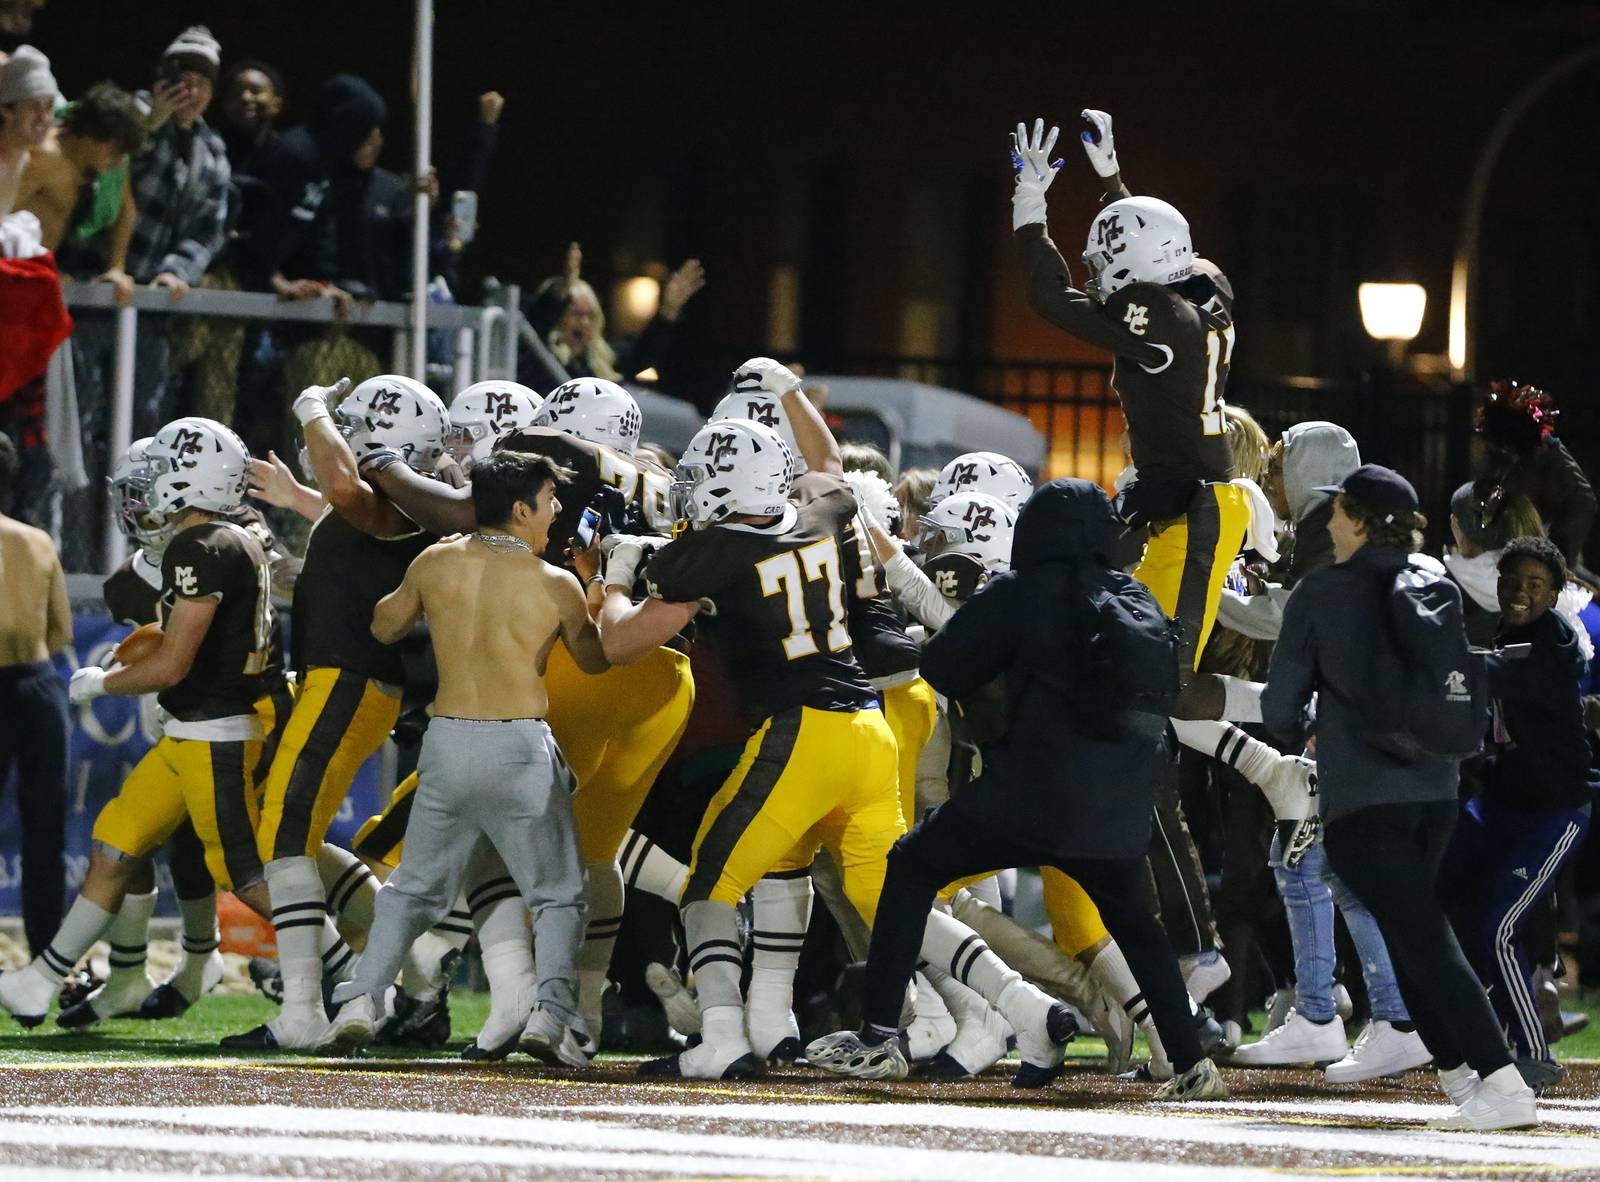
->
xmin=1322 ymin=799 xmax=1514 ymax=1077
xmin=0 ymin=661 xmax=70 ymax=957
xmin=861 ymin=786 xmax=1205 ymax=1073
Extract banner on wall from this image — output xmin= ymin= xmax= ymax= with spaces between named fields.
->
xmin=0 ymin=612 xmax=386 ymax=919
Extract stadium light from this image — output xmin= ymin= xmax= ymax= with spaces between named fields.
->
xmin=614 ymin=275 xmax=660 ymax=334
xmin=1358 ymin=282 xmax=1426 ymax=342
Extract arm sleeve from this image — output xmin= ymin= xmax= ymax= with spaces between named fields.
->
xmin=445 ymin=118 xmax=499 ymax=196
xmin=1261 ymin=584 xmax=1318 ymax=740
xmin=157 ymin=155 xmax=230 ymax=284
xmin=883 ymin=549 xmax=956 ymax=631
xmin=1217 ymin=585 xmax=1289 ymax=641
xmin=1014 ymin=223 xmax=1169 ymax=366
xmin=920 ymin=574 xmax=1021 ymax=699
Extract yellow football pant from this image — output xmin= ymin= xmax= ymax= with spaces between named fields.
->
xmin=1040 ymin=865 xmax=1111 ymax=958
xmin=686 ymin=706 xmax=902 ymax=921
xmin=256 ymin=667 xmax=399 ymax=862
xmin=881 ymin=677 xmax=938 ymax=827
xmin=1132 ymin=481 xmax=1251 ymax=670
xmin=92 ymin=736 xmax=263 ymax=891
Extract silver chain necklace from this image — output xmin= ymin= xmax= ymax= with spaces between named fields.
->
xmin=474 ymin=530 xmax=534 ymax=555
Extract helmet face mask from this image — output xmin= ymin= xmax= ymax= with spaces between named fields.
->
xmin=916 ymin=491 xmax=1016 ymax=572
xmin=447 ymin=380 xmax=544 ymax=467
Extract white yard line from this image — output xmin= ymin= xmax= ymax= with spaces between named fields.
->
xmin=2 ymin=1102 xmax=1598 ymax=1179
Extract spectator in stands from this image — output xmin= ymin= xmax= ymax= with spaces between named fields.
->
xmin=215 ymin=59 xmax=284 ymax=171
xmin=517 ymin=242 xmax=706 ymax=388
xmin=429 ymin=90 xmax=505 ymax=297
xmin=0 ymin=44 xmax=54 ymax=217
xmin=1476 ymin=381 xmax=1596 ymax=576
xmin=126 ymin=26 xmax=230 ymax=301
xmin=0 ymin=432 xmax=71 ymax=959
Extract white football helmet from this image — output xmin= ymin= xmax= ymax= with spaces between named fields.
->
xmin=534 ymin=377 xmax=642 ymax=454
xmin=712 ymin=375 xmax=806 ymax=474
xmin=672 ymin=418 xmax=794 ymax=528
xmin=109 ymin=436 xmax=176 ymax=551
xmin=330 ymin=374 xmax=448 ymax=473
xmin=1082 ymin=195 xmax=1193 ymax=301
xmin=129 ymin=417 xmax=251 ymax=519
xmin=918 ymin=491 xmax=1016 ymax=572
xmin=930 ymin=451 xmax=1033 ymax=511
xmin=447 ymin=380 xmax=544 ymax=467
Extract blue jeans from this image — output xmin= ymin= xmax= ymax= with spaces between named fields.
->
xmin=1271 ymin=829 xmax=1410 ymax=1024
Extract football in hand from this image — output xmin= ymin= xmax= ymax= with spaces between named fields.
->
xmin=112 ymin=622 xmax=163 ymax=667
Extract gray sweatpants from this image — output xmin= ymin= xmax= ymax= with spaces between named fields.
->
xmin=350 ymin=717 xmax=587 ymax=1024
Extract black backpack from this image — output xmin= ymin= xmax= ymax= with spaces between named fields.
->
xmin=1064 ymin=572 xmax=1181 ymax=740
xmin=1360 ymin=564 xmax=1488 ymax=762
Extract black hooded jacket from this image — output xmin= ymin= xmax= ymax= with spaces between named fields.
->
xmin=1486 ymin=609 xmax=1600 ymax=811
xmin=230 ymin=74 xmax=387 ymax=288
xmin=920 ymin=479 xmax=1170 ymax=858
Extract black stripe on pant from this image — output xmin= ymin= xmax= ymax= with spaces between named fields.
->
xmin=272 ymin=671 xmax=370 ymax=859
xmin=211 ymin=742 xmax=263 ymax=890
xmin=254 ymin=686 xmax=298 ymax=785
xmin=353 ymin=790 xmax=415 ymax=863
xmin=1172 ymin=490 xmax=1221 ymax=671
xmin=681 ymin=710 xmax=803 ymax=906
xmin=1323 ymin=799 xmax=1513 ymax=1078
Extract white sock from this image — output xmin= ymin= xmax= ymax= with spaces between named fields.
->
xmin=104 ymin=889 xmax=158 ymax=991
xmin=476 ymin=939 xmax=537 ymax=1049
xmin=168 ymin=891 xmax=220 ymax=1002
xmin=578 ymin=860 xmax=625 ymax=1045
xmin=919 ymin=908 xmax=1050 ymax=1033
xmin=1171 ymin=719 xmax=1280 ymax=787
xmin=318 ymin=844 xmax=379 ymax=942
xmin=400 ymin=929 xmax=454 ymax=1002
xmin=963 ymin=875 xmax=1003 ymax=911
xmin=470 ymin=874 xmax=528 ymax=946
xmin=35 ymin=897 xmax=117 ymax=983
xmin=618 ymin=829 xmax=689 ymax=903
xmin=265 ymin=856 xmax=330 ymax=1022
xmin=1087 ymin=940 xmax=1167 ymax=1071
xmin=747 ymin=875 xmax=811 ymax=1054
xmin=1219 ymin=675 xmax=1264 ymax=723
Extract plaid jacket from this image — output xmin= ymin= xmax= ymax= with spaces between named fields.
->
xmin=125 ymin=96 xmax=231 ymax=285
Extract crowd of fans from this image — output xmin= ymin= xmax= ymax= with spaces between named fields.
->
xmin=0 ymin=24 xmax=707 ymax=565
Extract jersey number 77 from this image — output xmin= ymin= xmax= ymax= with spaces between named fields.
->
xmin=757 ymin=538 xmax=849 ymax=660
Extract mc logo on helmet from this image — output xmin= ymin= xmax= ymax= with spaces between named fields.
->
xmin=369 ymin=388 xmax=403 ymax=417
xmin=171 ymin=427 xmax=205 ymax=462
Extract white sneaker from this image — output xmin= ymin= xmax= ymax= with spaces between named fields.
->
xmin=806 ymin=1030 xmax=910 ymax=1081
xmin=1333 ymin=983 xmax=1353 ymax=1022
xmin=1325 ymin=1020 xmax=1431 ymax=1083
xmin=1429 ymin=1064 xmax=1537 ymax=1130
xmin=463 ymin=978 xmax=536 ymax=1060
xmin=1438 ymin=1063 xmax=1481 ymax=1106
xmin=0 ymin=965 xmax=54 ymax=1027
xmin=1180 ymin=951 xmax=1232 ymax=1004
xmin=644 ymin=962 xmax=701 ymax=1036
xmin=519 ymin=1005 xmax=589 ymax=1068
xmin=1264 ymin=988 xmax=1294 ymax=1034
xmin=328 ymin=994 xmax=380 ymax=1050
xmin=639 ymin=1005 xmax=760 ymax=1080
xmin=1228 ymin=1009 xmax=1347 ymax=1067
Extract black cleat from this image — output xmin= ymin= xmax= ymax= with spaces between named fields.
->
xmin=56 ymin=970 xmax=101 ymax=1011
xmin=918 ymin=1051 xmax=978 ymax=1078
xmin=461 ymin=1032 xmax=518 ymax=1061
xmin=377 ymin=989 xmax=452 ymax=1048
xmin=1048 ymin=1003 xmax=1080 ymax=1045
xmin=134 ymin=983 xmax=195 ymax=1021
xmin=1012 ymin=1061 xmax=1064 ymax=1089
xmin=220 ymin=1023 xmax=283 ymax=1050
xmin=764 ymin=1036 xmax=804 ymax=1065
xmin=637 ymin=1051 xmax=763 ymax=1079
xmin=54 ymin=998 xmax=107 ymax=1030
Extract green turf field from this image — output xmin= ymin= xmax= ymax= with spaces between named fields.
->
xmin=1 ymin=990 xmax=1595 ymax=1065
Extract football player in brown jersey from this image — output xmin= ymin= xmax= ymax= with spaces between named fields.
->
xmin=224 ymin=375 xmax=446 ymax=1051
xmin=0 ymin=419 xmax=281 ymax=1028
xmin=599 ymin=360 xmax=1075 ymax=1082
xmin=361 ymin=377 xmax=693 ymax=1054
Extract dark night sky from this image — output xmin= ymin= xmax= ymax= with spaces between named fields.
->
xmin=28 ymin=1 xmax=1600 ymax=398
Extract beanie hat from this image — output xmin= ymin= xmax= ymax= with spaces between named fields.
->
xmin=0 ymin=45 xmax=57 ymax=107
xmin=162 ymin=26 xmax=221 ymax=84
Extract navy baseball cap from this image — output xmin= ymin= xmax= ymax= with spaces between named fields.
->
xmin=1314 ymin=463 xmax=1418 ymax=524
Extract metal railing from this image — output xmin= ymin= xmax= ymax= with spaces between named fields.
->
xmin=60 ymin=282 xmax=521 ymax=569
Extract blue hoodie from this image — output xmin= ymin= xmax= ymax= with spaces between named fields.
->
xmin=920 ymin=478 xmax=1169 ymax=858
xmin=1486 ymin=609 xmax=1599 ymax=811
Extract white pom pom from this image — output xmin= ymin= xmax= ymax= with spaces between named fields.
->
xmin=843 ymin=469 xmax=898 ymax=531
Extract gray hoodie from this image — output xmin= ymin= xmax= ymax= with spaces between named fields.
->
xmin=1218 ymin=421 xmax=1360 ymax=640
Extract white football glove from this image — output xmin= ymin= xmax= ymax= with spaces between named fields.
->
xmin=292 ymin=376 xmax=351 ymax=427
xmin=601 ymin=533 xmax=666 ymax=590
xmin=69 ymin=667 xmax=110 ymax=705
xmin=1079 ymin=109 xmax=1119 ymax=178
xmin=1009 ymin=118 xmax=1062 ymax=231
xmin=842 ymin=468 xmax=897 ymax=536
xmin=731 ymin=357 xmax=802 ymax=398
